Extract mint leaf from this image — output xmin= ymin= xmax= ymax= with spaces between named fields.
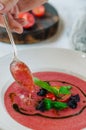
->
xmin=34 ymin=77 xmax=72 ymax=96
xmin=52 ymin=101 xmax=68 ymax=110
xmin=43 ymin=98 xmax=68 ymax=110
xmin=33 ymin=77 xmax=59 ymax=96
xmin=59 ymin=86 xmax=72 ymax=95
xmin=44 ymin=98 xmax=52 ymax=110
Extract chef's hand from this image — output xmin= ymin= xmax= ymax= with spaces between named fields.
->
xmin=0 ymin=0 xmax=47 ymax=33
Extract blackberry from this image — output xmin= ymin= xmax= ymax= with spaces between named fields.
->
xmin=67 ymin=100 xmax=77 ymax=109
xmin=36 ymin=100 xmax=46 ymax=112
xmin=67 ymin=94 xmax=80 ymax=109
xmin=37 ymin=88 xmax=47 ymax=96
xmin=69 ymin=94 xmax=80 ymax=102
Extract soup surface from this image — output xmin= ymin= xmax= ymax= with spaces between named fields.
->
xmin=4 ymin=72 xmax=86 ymax=130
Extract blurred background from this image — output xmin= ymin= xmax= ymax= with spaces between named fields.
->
xmin=0 ymin=0 xmax=86 ymax=57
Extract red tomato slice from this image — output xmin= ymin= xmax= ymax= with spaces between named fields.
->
xmin=32 ymin=5 xmax=45 ymax=17
xmin=18 ymin=12 xmax=35 ymax=29
xmin=46 ymin=93 xmax=56 ymax=101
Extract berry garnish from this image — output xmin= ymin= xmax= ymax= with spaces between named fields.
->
xmin=67 ymin=100 xmax=77 ymax=109
xmin=69 ymin=94 xmax=80 ymax=102
xmin=37 ymin=88 xmax=47 ymax=96
xmin=36 ymin=100 xmax=46 ymax=112
xmin=34 ymin=77 xmax=80 ymax=111
xmin=67 ymin=94 xmax=80 ymax=109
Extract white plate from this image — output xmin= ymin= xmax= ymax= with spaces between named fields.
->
xmin=0 ymin=47 xmax=86 ymax=130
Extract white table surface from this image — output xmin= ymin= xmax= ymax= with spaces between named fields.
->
xmin=0 ymin=0 xmax=86 ymax=57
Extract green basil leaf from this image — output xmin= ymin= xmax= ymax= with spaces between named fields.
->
xmin=59 ymin=86 xmax=72 ymax=95
xmin=44 ymin=98 xmax=52 ymax=110
xmin=52 ymin=101 xmax=68 ymax=110
xmin=33 ymin=77 xmax=59 ymax=96
xmin=34 ymin=77 xmax=72 ymax=96
xmin=44 ymin=98 xmax=68 ymax=110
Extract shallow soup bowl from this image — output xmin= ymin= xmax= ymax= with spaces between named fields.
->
xmin=0 ymin=47 xmax=86 ymax=130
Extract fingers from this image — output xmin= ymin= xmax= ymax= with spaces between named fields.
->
xmin=0 ymin=3 xmax=26 ymax=34
xmin=7 ymin=12 xmax=23 ymax=34
xmin=9 ymin=4 xmax=19 ymax=17
xmin=0 ymin=2 xmax=4 ymax=11
xmin=0 ymin=14 xmax=5 ymax=27
xmin=0 ymin=0 xmax=23 ymax=34
xmin=0 ymin=0 xmax=48 ymax=34
xmin=0 ymin=0 xmax=19 ymax=13
xmin=16 ymin=18 xmax=28 ymax=26
xmin=0 ymin=12 xmax=24 ymax=34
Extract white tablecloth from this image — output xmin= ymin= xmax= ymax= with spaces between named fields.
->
xmin=0 ymin=0 xmax=86 ymax=57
